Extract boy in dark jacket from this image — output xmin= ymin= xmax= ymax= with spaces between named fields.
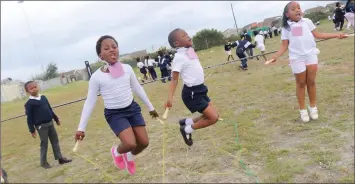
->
xmin=231 ymin=39 xmax=256 ymax=70
xmin=24 ymin=81 xmax=72 ymax=169
xmin=158 ymin=51 xmax=172 ymax=83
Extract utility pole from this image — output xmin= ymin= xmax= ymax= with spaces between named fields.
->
xmin=19 ymin=1 xmax=45 ymax=74
xmin=230 ymin=3 xmax=238 ymax=32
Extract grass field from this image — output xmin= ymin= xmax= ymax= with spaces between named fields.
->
xmin=1 ymin=20 xmax=354 ymax=183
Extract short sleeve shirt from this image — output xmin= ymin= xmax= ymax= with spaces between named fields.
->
xmin=281 ymin=18 xmax=319 ymax=60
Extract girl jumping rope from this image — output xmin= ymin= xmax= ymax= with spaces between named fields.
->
xmin=265 ymin=1 xmax=348 ymax=122
xmin=75 ymin=35 xmax=159 ymax=175
xmin=165 ymin=28 xmax=220 ymax=146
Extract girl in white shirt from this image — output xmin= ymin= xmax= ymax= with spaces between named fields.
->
xmin=266 ymin=1 xmax=348 ymax=122
xmin=253 ymin=30 xmax=268 ymax=61
xmin=136 ymin=57 xmax=148 ymax=81
xmin=74 ymin=35 xmax=159 ymax=175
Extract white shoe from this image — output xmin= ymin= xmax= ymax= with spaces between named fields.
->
xmin=300 ymin=109 xmax=310 ymax=122
xmin=308 ymin=106 xmax=319 ymax=120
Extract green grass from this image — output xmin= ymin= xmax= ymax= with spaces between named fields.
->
xmin=1 ymin=20 xmax=354 ymax=183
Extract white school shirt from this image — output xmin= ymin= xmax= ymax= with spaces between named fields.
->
xmin=29 ymin=94 xmax=42 ymax=100
xmin=281 ymin=18 xmax=319 ymax=60
xmin=144 ymin=59 xmax=157 ymax=67
xmin=77 ymin=64 xmax=154 ymax=132
xmin=137 ymin=62 xmax=144 ymax=69
xmin=254 ymin=34 xmax=265 ymax=47
xmin=171 ymin=48 xmax=204 ymax=87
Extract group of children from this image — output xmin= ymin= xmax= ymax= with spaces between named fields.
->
xmin=224 ymin=29 xmax=268 ymax=70
xmin=329 ymin=1 xmax=354 ymax=31
xmin=136 ymin=51 xmax=173 ymax=83
xmin=17 ymin=1 xmax=349 ymax=178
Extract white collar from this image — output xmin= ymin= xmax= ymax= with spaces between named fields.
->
xmin=29 ymin=94 xmax=42 ymax=100
xmin=176 ymin=47 xmax=190 ymax=52
xmin=287 ymin=18 xmax=305 ymax=26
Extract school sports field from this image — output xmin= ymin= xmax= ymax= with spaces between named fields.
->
xmin=1 ymin=20 xmax=354 ymax=183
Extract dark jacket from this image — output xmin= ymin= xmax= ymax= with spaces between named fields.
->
xmin=25 ymin=95 xmax=59 ymax=133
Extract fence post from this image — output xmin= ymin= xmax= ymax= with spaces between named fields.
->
xmin=84 ymin=61 xmax=92 ymax=80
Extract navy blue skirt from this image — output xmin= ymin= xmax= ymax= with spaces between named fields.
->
xmin=104 ymin=101 xmax=145 ymax=136
xmin=182 ymin=84 xmax=211 ymax=113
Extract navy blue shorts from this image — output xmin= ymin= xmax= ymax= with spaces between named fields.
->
xmin=182 ymin=84 xmax=211 ymax=113
xmin=140 ymin=67 xmax=147 ymax=74
xmin=104 ymin=101 xmax=145 ymax=136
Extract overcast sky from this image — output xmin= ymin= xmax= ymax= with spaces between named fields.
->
xmin=1 ymin=1 xmax=333 ymax=81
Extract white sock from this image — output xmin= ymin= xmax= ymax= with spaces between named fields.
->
xmin=127 ymin=152 xmax=134 ymax=161
xmin=184 ymin=125 xmax=194 ymax=134
xmin=113 ymin=146 xmax=120 ymax=156
xmin=185 ymin=118 xmax=194 ymax=125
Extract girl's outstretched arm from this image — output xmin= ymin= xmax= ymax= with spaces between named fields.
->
xmin=77 ymin=76 xmax=99 ymax=132
xmin=129 ymin=66 xmax=155 ymax=112
xmin=312 ymin=30 xmax=347 ymax=40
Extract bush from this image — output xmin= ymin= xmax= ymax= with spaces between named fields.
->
xmin=192 ymin=28 xmax=225 ymax=51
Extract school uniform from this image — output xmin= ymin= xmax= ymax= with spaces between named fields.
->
xmin=334 ymin=7 xmax=346 ymax=30
xmin=272 ymin=26 xmax=278 ymax=36
xmin=137 ymin=62 xmax=147 ymax=75
xmin=231 ymin=40 xmax=256 ymax=70
xmin=25 ymin=95 xmax=63 ymax=166
xmin=268 ymin=29 xmax=273 ymax=38
xmin=263 ymin=30 xmax=268 ymax=39
xmin=241 ymin=33 xmax=254 ymax=58
xmin=224 ymin=43 xmax=232 ymax=55
xmin=254 ymin=34 xmax=266 ymax=52
xmin=144 ymin=59 xmax=158 ymax=80
xmin=345 ymin=2 xmax=354 ymax=29
xmin=172 ymin=47 xmax=210 ymax=114
xmin=158 ymin=55 xmax=172 ymax=82
xmin=78 ymin=64 xmax=155 ymax=136
xmin=281 ymin=18 xmax=319 ymax=74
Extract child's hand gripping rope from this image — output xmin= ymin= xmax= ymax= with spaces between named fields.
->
xmin=162 ymin=108 xmax=169 ymax=120
xmin=150 ymin=110 xmax=164 ymax=125
xmin=73 ymin=131 xmax=85 ymax=152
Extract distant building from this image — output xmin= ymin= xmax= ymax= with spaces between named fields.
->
xmin=60 ymin=68 xmax=89 ymax=83
xmin=1 ymin=80 xmax=26 ymax=103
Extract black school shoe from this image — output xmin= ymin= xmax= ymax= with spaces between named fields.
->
xmin=58 ymin=157 xmax=72 ymax=165
xmin=1 ymin=168 xmax=9 ymax=183
xmin=41 ymin=162 xmax=52 ymax=169
xmin=179 ymin=125 xmax=193 ymax=146
xmin=179 ymin=119 xmax=186 ymax=126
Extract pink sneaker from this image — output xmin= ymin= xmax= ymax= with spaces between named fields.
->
xmin=123 ymin=153 xmax=136 ymax=175
xmin=111 ymin=147 xmax=126 ymax=170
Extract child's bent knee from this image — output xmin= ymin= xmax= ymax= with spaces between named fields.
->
xmin=138 ymin=140 xmax=149 ymax=149
xmin=209 ymin=114 xmax=219 ymax=125
xmin=124 ymin=142 xmax=137 ymax=151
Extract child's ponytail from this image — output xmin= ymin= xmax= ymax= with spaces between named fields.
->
xmin=282 ymin=2 xmax=292 ymax=30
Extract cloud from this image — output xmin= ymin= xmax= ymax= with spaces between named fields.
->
xmin=1 ymin=1 xmax=333 ymax=81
